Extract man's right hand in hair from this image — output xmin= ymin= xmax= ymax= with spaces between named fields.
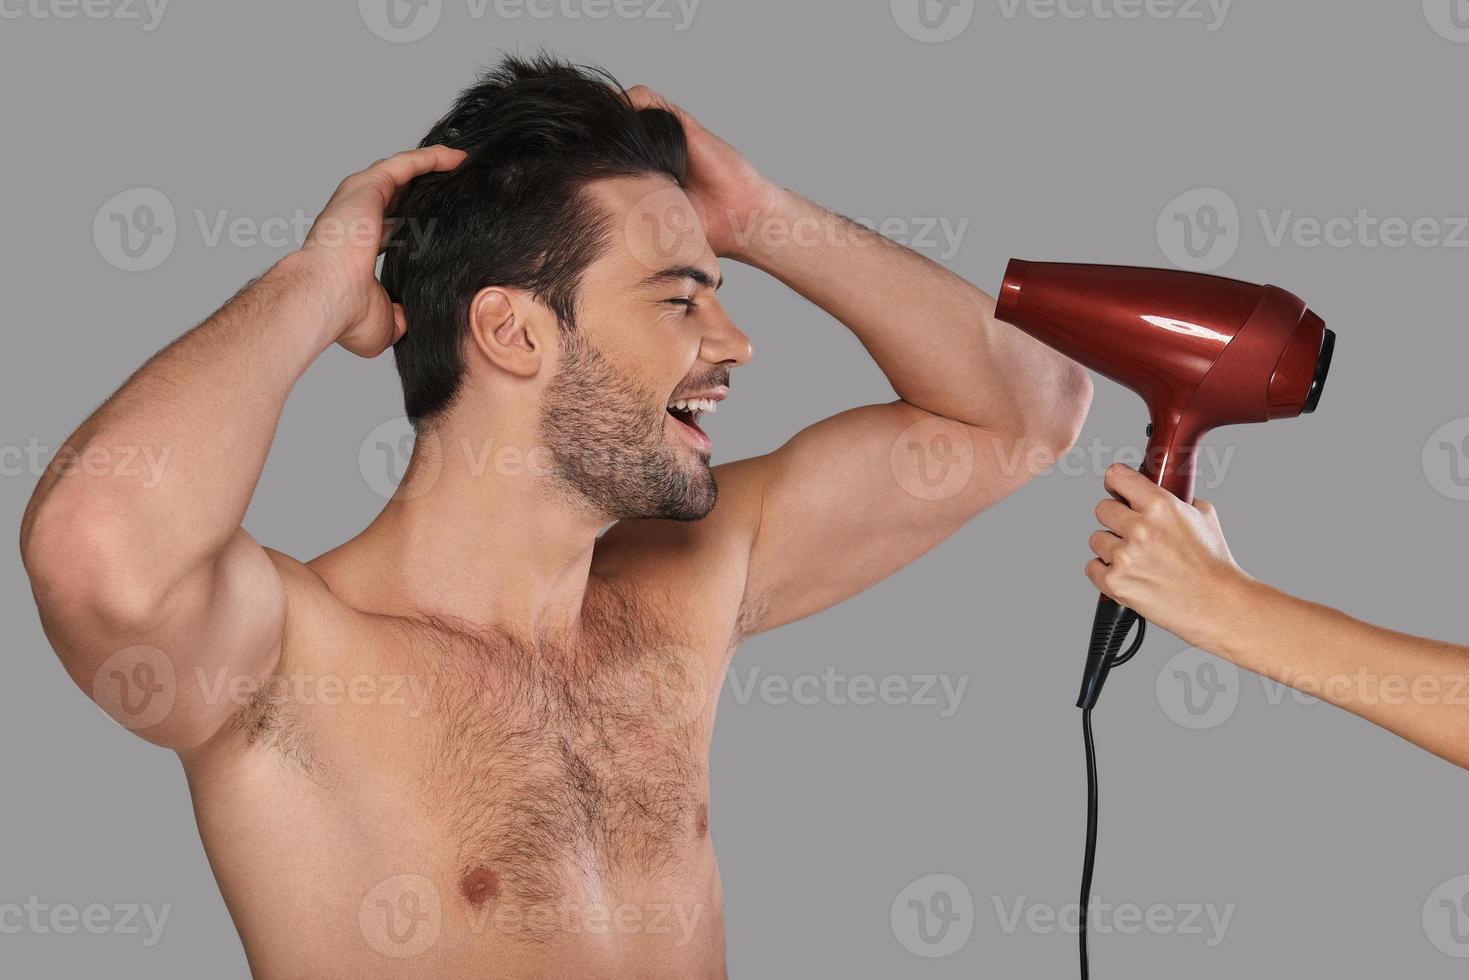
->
xmin=19 ymin=145 xmax=458 ymax=751
xmin=300 ymin=145 xmax=466 ymax=358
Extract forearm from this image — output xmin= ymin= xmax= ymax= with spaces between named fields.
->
xmin=1208 ymin=581 xmax=1469 ymax=769
xmin=734 ymin=188 xmax=1090 ymax=446
xmin=22 ymin=252 xmax=340 ymax=600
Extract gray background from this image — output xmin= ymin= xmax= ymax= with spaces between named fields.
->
xmin=4 ymin=0 xmax=1469 ymax=975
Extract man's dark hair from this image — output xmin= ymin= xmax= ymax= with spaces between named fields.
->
xmin=380 ymin=53 xmax=688 ymax=426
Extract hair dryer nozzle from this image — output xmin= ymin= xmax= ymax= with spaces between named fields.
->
xmin=1303 ymin=327 xmax=1336 ymax=415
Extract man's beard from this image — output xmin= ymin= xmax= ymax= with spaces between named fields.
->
xmin=537 ymin=332 xmax=717 ymax=522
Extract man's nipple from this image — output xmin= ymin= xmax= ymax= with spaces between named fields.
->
xmin=460 ymin=866 xmax=500 ymax=907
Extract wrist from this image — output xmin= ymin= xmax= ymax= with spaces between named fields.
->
xmin=268 ymin=249 xmax=358 ymax=348
xmin=1191 ymin=570 xmax=1270 ymax=660
xmin=723 ymin=185 xmax=818 ymax=268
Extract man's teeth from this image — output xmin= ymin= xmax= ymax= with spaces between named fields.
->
xmin=669 ymin=398 xmax=718 ymax=414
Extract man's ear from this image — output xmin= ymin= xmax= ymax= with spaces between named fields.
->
xmin=467 ymin=287 xmax=544 ymax=379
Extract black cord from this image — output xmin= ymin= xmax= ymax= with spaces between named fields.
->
xmin=1079 ymin=615 xmax=1146 ymax=980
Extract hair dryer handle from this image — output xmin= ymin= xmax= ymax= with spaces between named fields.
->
xmin=1140 ymin=412 xmax=1203 ymax=505
xmin=1076 ymin=596 xmax=1142 ymax=709
xmin=1076 ymin=416 xmax=1201 ymax=711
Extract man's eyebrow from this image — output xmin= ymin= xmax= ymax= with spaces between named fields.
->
xmin=638 ymin=265 xmax=723 ymax=291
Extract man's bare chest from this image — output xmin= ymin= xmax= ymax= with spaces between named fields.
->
xmin=418 ymin=621 xmax=715 ymax=907
xmin=236 ymin=579 xmax=725 ymax=916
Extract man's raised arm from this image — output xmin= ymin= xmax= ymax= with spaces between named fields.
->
xmin=624 ymin=88 xmax=1092 ymax=635
xmin=732 ymin=189 xmax=1093 ymax=632
xmin=18 ymin=146 xmax=465 ymax=749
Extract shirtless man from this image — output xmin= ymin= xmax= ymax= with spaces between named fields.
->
xmin=20 ymin=55 xmax=1091 ymax=977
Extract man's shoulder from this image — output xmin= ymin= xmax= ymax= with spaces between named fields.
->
xmin=260 ymin=547 xmax=388 ymax=672
xmin=264 ymin=547 xmax=353 ymax=620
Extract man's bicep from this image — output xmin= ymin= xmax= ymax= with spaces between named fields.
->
xmin=35 ymin=528 xmax=287 ymax=752
xmin=735 ymin=401 xmax=1034 ymax=635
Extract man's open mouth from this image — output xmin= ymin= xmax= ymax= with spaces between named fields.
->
xmin=666 ymin=397 xmax=717 ymax=437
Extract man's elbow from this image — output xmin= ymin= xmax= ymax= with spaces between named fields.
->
xmin=21 ymin=491 xmax=167 ymax=633
xmin=1028 ymin=363 xmax=1093 ymax=458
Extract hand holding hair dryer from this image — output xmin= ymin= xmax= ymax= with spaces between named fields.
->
xmin=994 ymin=259 xmax=1335 ymax=979
xmin=995 ymin=260 xmax=1334 ymax=710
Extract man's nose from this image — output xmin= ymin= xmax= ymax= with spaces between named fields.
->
xmin=700 ymin=306 xmax=753 ymax=367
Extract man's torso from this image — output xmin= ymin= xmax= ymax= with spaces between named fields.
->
xmin=182 ymin=536 xmax=755 ymax=979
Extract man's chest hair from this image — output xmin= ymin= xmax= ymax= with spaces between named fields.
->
xmin=237 ymin=577 xmax=722 ymax=906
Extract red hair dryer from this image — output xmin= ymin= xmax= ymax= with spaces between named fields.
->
xmin=996 ymin=261 xmax=1335 ymax=979
xmin=996 ymin=260 xmax=1334 ymax=710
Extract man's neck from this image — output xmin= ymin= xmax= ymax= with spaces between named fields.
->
xmin=325 ymin=419 xmax=608 ymax=643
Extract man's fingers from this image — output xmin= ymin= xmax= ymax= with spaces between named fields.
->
xmin=627 ymin=84 xmax=672 ymax=112
xmin=1094 ymin=499 xmax=1138 ymax=536
xmin=1104 ymin=463 xmax=1166 ymax=510
xmin=376 ymin=144 xmax=468 ymax=182
xmin=627 ymin=84 xmax=694 ymax=127
xmin=391 ymin=304 xmax=408 ymax=344
xmin=357 ymin=145 xmax=468 ymax=205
